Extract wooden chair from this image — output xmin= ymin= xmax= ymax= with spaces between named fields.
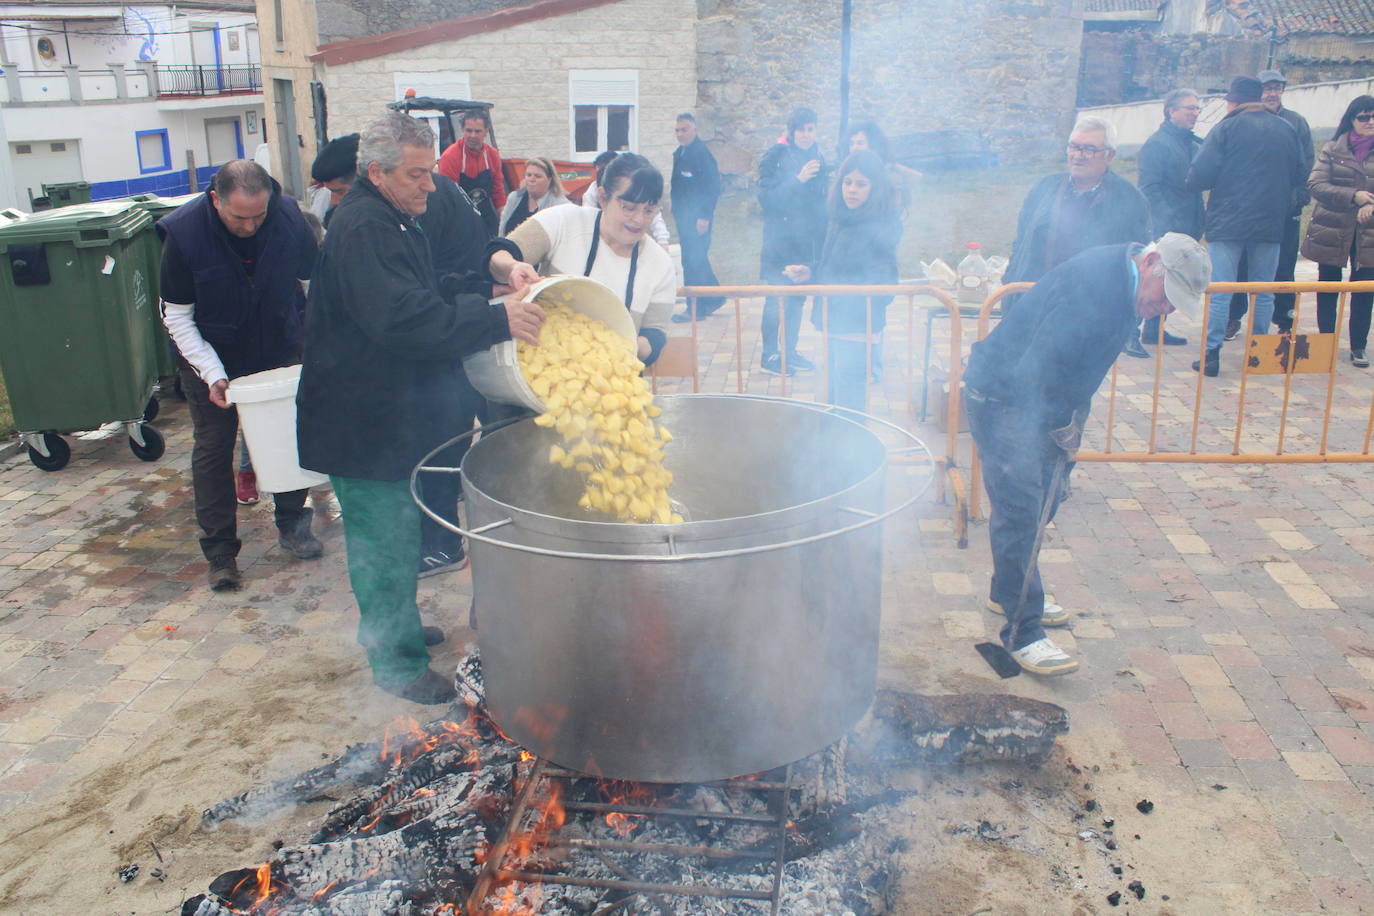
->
xmin=646 ymin=336 xmax=700 ymax=393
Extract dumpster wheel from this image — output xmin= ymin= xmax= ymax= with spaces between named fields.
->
xmin=143 ymin=396 xmax=160 ymax=422
xmin=26 ymin=433 xmax=71 ymax=472
xmin=129 ymin=424 xmax=165 ymax=462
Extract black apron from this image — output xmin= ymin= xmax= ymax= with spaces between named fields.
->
xmin=456 ymin=145 xmax=499 ymax=236
xmin=584 ymin=210 xmax=638 ymax=311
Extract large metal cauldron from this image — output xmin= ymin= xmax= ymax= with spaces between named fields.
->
xmin=415 ymin=394 xmax=928 ymax=783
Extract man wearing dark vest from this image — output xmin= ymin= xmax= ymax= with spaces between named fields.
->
xmin=436 ymin=109 xmax=506 ymax=236
xmin=159 ymin=160 xmax=323 ymax=592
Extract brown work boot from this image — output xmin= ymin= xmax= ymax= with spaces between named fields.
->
xmin=384 ymin=668 xmax=457 ymax=705
xmin=278 ymin=508 xmax=323 ymax=559
xmin=208 ymin=559 xmax=241 ymax=592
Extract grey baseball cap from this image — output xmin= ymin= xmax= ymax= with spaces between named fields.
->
xmin=1258 ymin=69 xmax=1286 ymax=85
xmin=1153 ymin=233 xmax=1210 ymax=318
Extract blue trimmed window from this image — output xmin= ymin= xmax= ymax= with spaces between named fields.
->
xmin=136 ymin=129 xmax=171 ymax=174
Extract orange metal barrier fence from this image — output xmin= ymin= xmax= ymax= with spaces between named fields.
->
xmin=675 ymin=283 xmax=973 ymax=541
xmin=964 ymin=280 xmax=1374 ymax=526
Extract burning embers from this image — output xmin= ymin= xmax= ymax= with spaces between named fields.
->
xmin=181 ymin=654 xmax=910 ymax=916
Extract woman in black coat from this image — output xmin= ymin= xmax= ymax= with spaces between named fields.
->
xmin=784 ymin=150 xmax=901 ymax=410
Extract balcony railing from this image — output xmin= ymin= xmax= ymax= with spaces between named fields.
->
xmin=0 ymin=61 xmax=262 ymax=104
xmin=156 ymin=64 xmax=261 ymax=98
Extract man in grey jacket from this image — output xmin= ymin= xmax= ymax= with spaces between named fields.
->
xmin=1136 ymin=88 xmax=1204 ymax=348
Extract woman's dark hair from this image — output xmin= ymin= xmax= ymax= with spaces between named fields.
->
xmin=787 ymin=106 xmax=818 ymax=142
xmin=828 ymin=150 xmax=895 ymax=220
xmin=844 ymin=120 xmax=891 ymax=162
xmin=592 ymin=150 xmax=620 ymax=185
xmin=1334 ymin=95 xmax=1374 ymax=141
xmin=600 ymin=152 xmax=663 ymax=205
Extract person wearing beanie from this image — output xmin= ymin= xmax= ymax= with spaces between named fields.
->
xmin=1185 ymin=75 xmax=1307 ymax=376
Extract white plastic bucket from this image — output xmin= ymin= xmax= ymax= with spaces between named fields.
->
xmin=226 ymin=365 xmax=328 ymax=493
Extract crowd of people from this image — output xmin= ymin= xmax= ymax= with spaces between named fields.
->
xmin=157 ymin=71 xmax=1374 ymax=695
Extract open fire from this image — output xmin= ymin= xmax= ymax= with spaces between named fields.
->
xmin=182 ymin=654 xmax=913 ymax=916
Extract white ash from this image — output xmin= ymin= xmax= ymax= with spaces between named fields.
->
xmin=184 ymin=653 xmax=913 ymax=916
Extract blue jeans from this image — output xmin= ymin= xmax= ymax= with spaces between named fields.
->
xmin=825 ymin=337 xmax=868 ymax=411
xmin=965 ymin=394 xmax=1067 ymax=651
xmin=1206 ymin=239 xmax=1281 ymax=351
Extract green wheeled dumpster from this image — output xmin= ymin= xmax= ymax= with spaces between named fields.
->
xmin=42 ymin=181 xmax=93 ymax=207
xmin=0 ymin=201 xmax=166 ymax=471
xmin=127 ymin=192 xmax=199 ymax=385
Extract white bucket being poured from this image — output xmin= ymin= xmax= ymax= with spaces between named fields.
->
xmin=226 ymin=365 xmax=329 ymax=493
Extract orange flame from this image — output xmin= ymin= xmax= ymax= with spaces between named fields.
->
xmin=254 ymin=863 xmax=271 ymax=901
xmin=598 ymin=779 xmax=654 ymax=837
xmin=485 ymin=778 xmax=566 ymax=916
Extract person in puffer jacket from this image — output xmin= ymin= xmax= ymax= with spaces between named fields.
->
xmin=783 ymin=150 xmax=901 ymax=410
xmin=1301 ymin=94 xmax=1374 ymax=368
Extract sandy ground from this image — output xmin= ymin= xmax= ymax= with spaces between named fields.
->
xmin=0 ymin=625 xmax=477 ymax=916
xmin=0 ymin=551 xmax=1306 ymax=916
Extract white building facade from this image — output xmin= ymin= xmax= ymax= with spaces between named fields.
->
xmin=0 ymin=1 xmax=265 ymax=209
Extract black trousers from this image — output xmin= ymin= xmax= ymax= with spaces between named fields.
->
xmin=178 ymin=364 xmax=308 ymax=564
xmin=680 ymin=220 xmax=725 ymax=316
xmin=1228 ymin=215 xmax=1301 ymax=332
xmin=1317 ymin=260 xmax=1374 ymax=351
xmin=966 ymin=394 xmax=1066 ymax=651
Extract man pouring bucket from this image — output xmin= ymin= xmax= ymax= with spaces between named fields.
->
xmin=964 ymin=234 xmax=1211 ymax=677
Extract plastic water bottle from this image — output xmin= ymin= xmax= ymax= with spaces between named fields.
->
xmin=956 ymin=242 xmax=990 ymax=303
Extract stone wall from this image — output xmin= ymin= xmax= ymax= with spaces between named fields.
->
xmin=1078 ymin=30 xmax=1374 ymax=107
xmin=694 ymin=0 xmax=1085 ymax=177
xmin=320 ymin=0 xmax=695 ymax=172
xmin=315 ymin=0 xmax=525 ymax=45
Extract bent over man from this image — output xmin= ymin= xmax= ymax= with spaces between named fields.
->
xmin=963 ymin=234 xmax=1210 ymax=676
xmin=158 ymin=160 xmax=322 ymax=592
xmin=297 ymin=112 xmax=543 ymax=705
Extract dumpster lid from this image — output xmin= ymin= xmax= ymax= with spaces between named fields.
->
xmin=0 ymin=199 xmax=154 ymax=248
xmin=127 ymin=191 xmax=201 ymax=218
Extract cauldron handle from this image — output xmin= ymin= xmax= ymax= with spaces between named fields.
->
xmin=410 ymin=393 xmax=934 ymax=563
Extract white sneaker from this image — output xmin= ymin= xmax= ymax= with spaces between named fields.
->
xmin=1010 ymin=638 xmax=1079 ymax=676
xmin=986 ymin=597 xmax=1070 ymax=628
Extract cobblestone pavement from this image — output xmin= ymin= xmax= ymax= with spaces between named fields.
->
xmin=3 ymin=286 xmax=1374 ymax=912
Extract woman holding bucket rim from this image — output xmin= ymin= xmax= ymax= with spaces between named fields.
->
xmin=487 ymin=153 xmax=674 ymax=367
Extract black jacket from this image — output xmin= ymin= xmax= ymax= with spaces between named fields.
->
xmin=1185 ymin=103 xmax=1307 ymax=242
xmin=1138 ymin=119 xmax=1204 ymax=239
xmin=672 ymin=138 xmax=721 ymax=223
xmin=807 ymin=212 xmax=902 ymax=335
xmin=297 ymin=176 xmax=511 ymax=481
xmin=157 ymin=181 xmax=315 ymax=380
xmin=757 ymin=140 xmax=827 ymax=269
xmin=425 ymin=172 xmax=493 ymax=297
xmin=1004 ymin=170 xmax=1149 ymax=291
xmin=965 ymin=243 xmax=1140 ymax=432
xmin=1277 ymin=106 xmax=1315 ymax=215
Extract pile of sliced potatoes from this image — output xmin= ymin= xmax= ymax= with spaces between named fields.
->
xmin=518 ymin=304 xmax=681 ymax=524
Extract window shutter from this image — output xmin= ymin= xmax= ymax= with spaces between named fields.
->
xmin=568 ymin=70 xmax=637 ymax=107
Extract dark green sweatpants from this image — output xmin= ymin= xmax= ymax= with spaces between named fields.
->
xmin=330 ymin=476 xmax=430 ymax=688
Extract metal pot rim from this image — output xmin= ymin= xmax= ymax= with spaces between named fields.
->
xmin=411 ymin=394 xmax=932 ymax=562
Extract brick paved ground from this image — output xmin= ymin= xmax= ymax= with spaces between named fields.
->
xmin=3 ymin=282 xmax=1374 ymax=912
